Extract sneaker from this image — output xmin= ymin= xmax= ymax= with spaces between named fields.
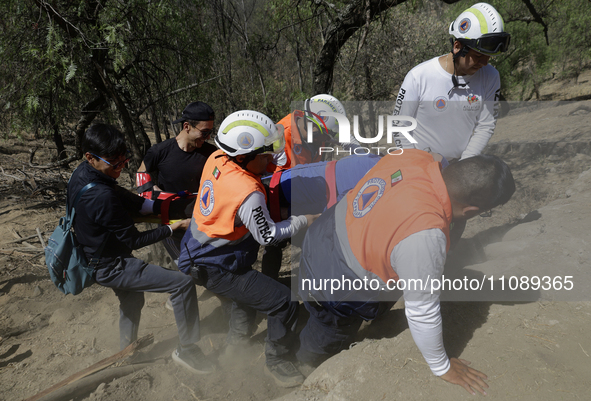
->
xmin=264 ymin=360 xmax=305 ymax=388
xmin=165 ymin=296 xmax=174 ymax=311
xmin=297 ymin=362 xmax=317 ymax=378
xmin=172 ymin=346 xmax=215 ymax=374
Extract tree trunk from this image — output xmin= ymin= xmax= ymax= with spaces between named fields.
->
xmin=92 ymin=61 xmax=143 ymax=171
xmin=312 ymin=0 xmax=460 ymax=94
xmin=49 ymin=85 xmax=66 ymax=159
xmin=74 ymin=94 xmax=107 ymax=159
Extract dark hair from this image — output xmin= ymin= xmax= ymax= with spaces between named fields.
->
xmin=230 ymin=152 xmax=258 ymax=170
xmin=442 ymin=154 xmax=515 ymax=211
xmin=82 ymin=124 xmax=127 ymax=158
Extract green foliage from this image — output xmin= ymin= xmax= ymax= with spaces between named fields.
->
xmin=448 ymin=0 xmax=591 ymax=100
xmin=1 ymin=0 xmax=588 ymax=150
xmin=0 ymin=0 xmax=213 ymax=155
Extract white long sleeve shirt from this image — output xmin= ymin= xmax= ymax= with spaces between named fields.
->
xmin=393 ymin=56 xmax=500 ymax=160
xmin=236 ymin=191 xmax=307 ymax=246
xmin=390 ymin=228 xmax=450 ymax=376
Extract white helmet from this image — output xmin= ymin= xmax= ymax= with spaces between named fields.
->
xmin=449 ymin=3 xmax=510 ymax=56
xmin=215 ymin=110 xmax=285 ymax=157
xmin=304 ymin=94 xmax=346 ymax=136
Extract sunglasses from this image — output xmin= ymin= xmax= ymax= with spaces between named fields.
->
xmin=91 ymin=152 xmax=131 ymax=169
xmin=191 ymin=124 xmax=214 ymax=139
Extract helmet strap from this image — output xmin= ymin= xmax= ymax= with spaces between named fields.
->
xmin=451 ymin=38 xmax=470 ymax=61
xmin=448 ymin=40 xmax=469 ymax=96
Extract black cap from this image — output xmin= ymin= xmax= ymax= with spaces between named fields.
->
xmin=172 ymin=101 xmax=215 ymax=124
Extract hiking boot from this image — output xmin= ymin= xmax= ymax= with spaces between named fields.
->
xmin=172 ymin=346 xmax=215 ymax=374
xmin=264 ymin=360 xmax=305 ymax=388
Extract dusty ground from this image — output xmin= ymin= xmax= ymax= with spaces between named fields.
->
xmin=1 ymin=71 xmax=591 ymax=401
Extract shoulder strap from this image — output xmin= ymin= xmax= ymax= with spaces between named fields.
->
xmin=67 ymin=181 xmax=108 ymax=262
xmin=67 ymin=182 xmax=98 ymax=217
xmin=269 ymin=171 xmax=283 ymax=222
xmin=325 ymin=160 xmax=338 ymax=209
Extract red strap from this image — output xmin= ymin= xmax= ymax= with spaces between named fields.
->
xmin=269 ymin=171 xmax=283 ymax=222
xmin=160 ymin=193 xmax=178 ymax=225
xmin=136 ymin=172 xmax=154 ymax=199
xmin=325 ymin=160 xmax=338 ymax=209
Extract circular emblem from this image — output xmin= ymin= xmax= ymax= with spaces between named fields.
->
xmin=199 ymin=180 xmax=215 ymax=216
xmin=352 ymin=178 xmax=386 ymax=218
xmin=433 ymin=96 xmax=448 ymax=112
xmin=237 ymin=132 xmax=254 ymax=149
xmin=294 ymin=144 xmax=302 ymax=155
xmin=459 ymin=18 xmax=471 ymax=34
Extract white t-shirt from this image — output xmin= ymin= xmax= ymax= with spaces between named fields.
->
xmin=393 ymin=56 xmax=500 ymax=160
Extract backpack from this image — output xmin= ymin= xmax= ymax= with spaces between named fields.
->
xmin=45 ymin=182 xmax=106 ymax=295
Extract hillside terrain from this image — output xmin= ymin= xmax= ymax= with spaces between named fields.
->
xmin=1 ymin=71 xmax=591 ymax=401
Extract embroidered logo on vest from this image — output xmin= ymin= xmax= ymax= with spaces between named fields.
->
xmin=199 ymin=180 xmax=215 ymax=216
xmin=352 ymin=178 xmax=386 ymax=218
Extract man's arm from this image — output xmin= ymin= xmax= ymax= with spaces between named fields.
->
xmin=392 ymin=71 xmax=420 ymax=150
xmin=237 ymin=191 xmax=316 ymax=246
xmin=391 ymin=229 xmax=489 ymax=395
xmin=136 ymin=160 xmax=162 ymax=197
xmin=460 ymin=69 xmax=501 ymax=159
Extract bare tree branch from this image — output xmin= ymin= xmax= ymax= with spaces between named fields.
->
xmin=521 ymin=0 xmax=550 ymax=45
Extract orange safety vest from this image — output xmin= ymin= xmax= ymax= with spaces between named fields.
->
xmin=193 ymin=150 xmax=266 ymax=242
xmin=337 ymin=149 xmax=452 ymax=285
xmin=269 ymin=111 xmax=324 ymax=173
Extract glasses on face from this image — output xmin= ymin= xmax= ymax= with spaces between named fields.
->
xmin=191 ymin=124 xmax=214 ymax=139
xmin=91 ymin=152 xmax=131 ymax=169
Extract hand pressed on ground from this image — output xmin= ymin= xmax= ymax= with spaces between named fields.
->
xmin=440 ymin=358 xmax=489 ymax=395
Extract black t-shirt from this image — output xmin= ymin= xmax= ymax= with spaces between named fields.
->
xmin=143 ymin=138 xmax=216 ymax=193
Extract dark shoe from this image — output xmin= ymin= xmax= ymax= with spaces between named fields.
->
xmin=264 ymin=361 xmax=305 ymax=388
xmin=172 ymin=346 xmax=215 ymax=374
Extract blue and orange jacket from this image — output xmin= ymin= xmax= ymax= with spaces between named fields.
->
xmin=178 ymin=150 xmax=266 ymax=274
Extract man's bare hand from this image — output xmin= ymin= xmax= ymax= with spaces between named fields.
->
xmin=170 ymin=218 xmax=191 ymax=231
xmin=305 ymin=213 xmax=321 ymax=227
xmin=440 ymin=358 xmax=488 ymax=395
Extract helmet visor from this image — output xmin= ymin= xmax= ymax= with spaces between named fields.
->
xmin=470 ymin=32 xmax=511 ymax=55
xmin=259 ymin=124 xmax=286 ymax=155
xmin=304 ymin=111 xmax=333 ymax=138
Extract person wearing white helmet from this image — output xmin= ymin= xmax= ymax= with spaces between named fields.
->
xmin=262 ymin=94 xmax=359 ymax=281
xmin=393 ymin=2 xmax=510 ymax=161
xmin=177 ymin=110 xmax=319 ymax=387
xmin=270 ymin=94 xmax=358 ymax=172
